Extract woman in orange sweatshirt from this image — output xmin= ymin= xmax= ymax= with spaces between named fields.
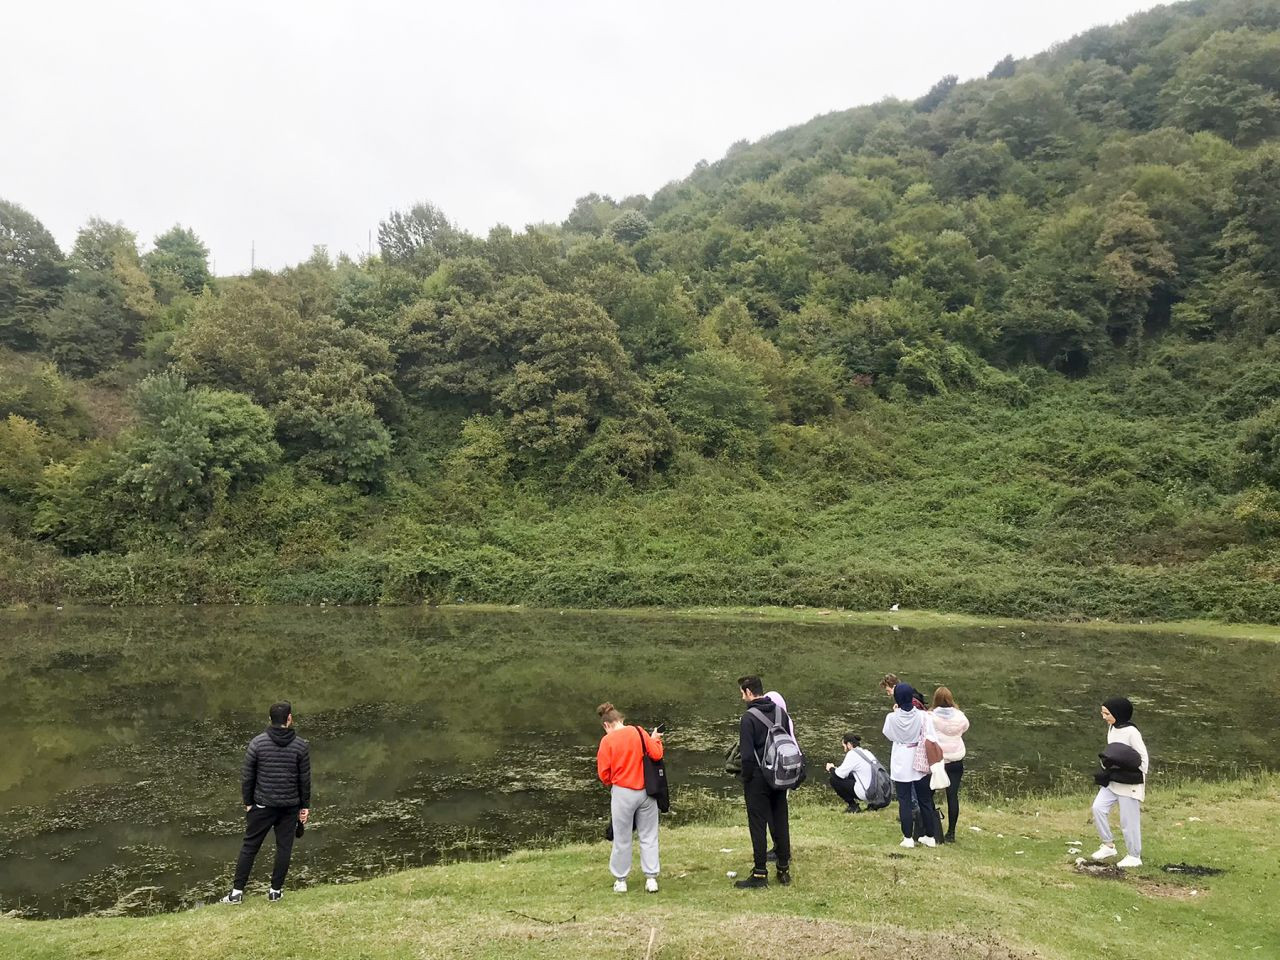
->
xmin=596 ymin=702 xmax=664 ymax=893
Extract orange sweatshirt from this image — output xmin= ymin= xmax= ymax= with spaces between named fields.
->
xmin=597 ymin=725 xmax=664 ymax=790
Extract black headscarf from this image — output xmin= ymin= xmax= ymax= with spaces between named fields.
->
xmin=1103 ymin=696 xmax=1134 ymax=728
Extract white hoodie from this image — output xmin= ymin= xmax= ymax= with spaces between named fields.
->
xmin=929 ymin=706 xmax=969 ymax=762
xmin=882 ymin=707 xmax=927 ymax=783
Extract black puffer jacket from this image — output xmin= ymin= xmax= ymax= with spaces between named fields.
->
xmin=241 ymin=726 xmax=311 ymax=808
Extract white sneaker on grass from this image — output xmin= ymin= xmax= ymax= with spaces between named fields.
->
xmin=644 ymin=877 xmax=658 ymax=893
xmin=1117 ymin=855 xmax=1142 ymax=868
xmin=612 ymin=879 xmax=627 ymax=893
xmin=899 ymin=837 xmax=916 ymax=848
xmin=1090 ymin=844 xmax=1117 ymax=860
xmin=918 ymin=836 xmax=937 ymax=848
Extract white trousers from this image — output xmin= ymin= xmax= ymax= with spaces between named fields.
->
xmin=610 ymin=785 xmax=659 ymax=879
xmin=1092 ymin=786 xmax=1142 ymax=857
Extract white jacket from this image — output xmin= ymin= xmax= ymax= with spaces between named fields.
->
xmin=929 ymin=707 xmax=969 ymax=762
xmin=882 ymin=708 xmax=927 ymax=783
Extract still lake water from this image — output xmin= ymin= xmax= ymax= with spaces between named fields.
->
xmin=1 ymin=606 xmax=1277 ymax=917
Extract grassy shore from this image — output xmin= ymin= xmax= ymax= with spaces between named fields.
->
xmin=379 ymin=602 xmax=1280 ymax=644
xmin=3 ymin=775 xmax=1275 ymax=960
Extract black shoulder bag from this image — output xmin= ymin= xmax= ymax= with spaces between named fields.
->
xmin=636 ymin=727 xmax=670 ymax=813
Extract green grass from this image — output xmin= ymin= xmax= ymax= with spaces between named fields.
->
xmin=4 ymin=776 xmax=1275 ymax=959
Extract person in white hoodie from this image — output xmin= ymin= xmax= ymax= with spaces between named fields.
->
xmin=824 ymin=733 xmax=876 ymax=812
xmin=929 ymin=687 xmax=970 ymax=843
xmin=882 ymin=683 xmax=942 ymax=848
xmin=1090 ymin=696 xmax=1149 ymax=868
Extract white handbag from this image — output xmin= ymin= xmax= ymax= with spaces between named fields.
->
xmin=929 ymin=761 xmax=951 ymax=790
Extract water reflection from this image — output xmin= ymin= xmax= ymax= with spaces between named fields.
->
xmin=0 ymin=607 xmax=1276 ymax=917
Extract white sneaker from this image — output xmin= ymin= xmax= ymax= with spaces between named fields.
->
xmin=644 ymin=877 xmax=658 ymax=893
xmin=1090 ymin=844 xmax=1117 ymax=860
xmin=918 ymin=836 xmax=937 ymax=848
xmin=612 ymin=879 xmax=627 ymax=893
xmin=899 ymin=837 xmax=916 ymax=848
xmin=1117 ymin=855 xmax=1142 ymax=868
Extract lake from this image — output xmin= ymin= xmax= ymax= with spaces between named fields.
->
xmin=1 ymin=606 xmax=1276 ymax=917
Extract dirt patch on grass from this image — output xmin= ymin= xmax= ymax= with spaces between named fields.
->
xmin=471 ymin=914 xmax=1038 ymax=960
xmin=1161 ymin=862 xmax=1224 ymax=877
xmin=1134 ymin=879 xmax=1206 ymax=901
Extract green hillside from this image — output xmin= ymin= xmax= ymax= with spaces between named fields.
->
xmin=4 ymin=0 xmax=1280 ymax=619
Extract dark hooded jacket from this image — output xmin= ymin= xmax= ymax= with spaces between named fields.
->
xmin=739 ymin=696 xmax=792 ymax=784
xmin=1095 ymin=741 xmax=1144 ymax=786
xmin=241 ymin=725 xmax=311 ymax=808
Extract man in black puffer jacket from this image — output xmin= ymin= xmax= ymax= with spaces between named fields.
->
xmin=219 ymin=701 xmax=311 ymax=903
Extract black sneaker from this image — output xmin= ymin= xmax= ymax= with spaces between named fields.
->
xmin=766 ymin=848 xmax=778 ymax=862
xmin=734 ymin=872 xmax=768 ymax=889
xmin=267 ymin=889 xmax=283 ymax=902
xmin=776 ymin=868 xmax=791 ymax=886
xmin=844 ymin=803 xmax=861 ymax=814
xmin=218 ymin=891 xmax=243 ymax=904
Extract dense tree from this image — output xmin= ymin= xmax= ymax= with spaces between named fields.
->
xmin=0 ymin=200 xmax=67 ymax=350
xmin=114 ymin=371 xmax=279 ymax=516
xmin=145 ymin=225 xmax=211 ymax=295
xmin=377 ymin=201 xmax=466 ymax=274
xmin=1163 ymin=28 xmax=1280 ymax=144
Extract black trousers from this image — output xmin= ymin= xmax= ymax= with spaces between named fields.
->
xmin=234 ymin=805 xmax=299 ymax=891
xmin=943 ymin=760 xmax=964 ymax=835
xmin=744 ymin=773 xmax=790 ymax=872
xmin=829 ymin=771 xmax=861 ymax=806
xmin=895 ymin=776 xmax=941 ymax=841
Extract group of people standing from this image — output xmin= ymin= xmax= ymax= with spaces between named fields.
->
xmin=877 ymin=673 xmax=970 ymax=848
xmin=212 ymin=683 xmax=1147 ymax=900
xmin=595 ymin=674 xmax=1149 ymax=892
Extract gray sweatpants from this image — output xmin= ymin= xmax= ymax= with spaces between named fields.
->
xmin=1092 ymin=786 xmax=1142 ymax=857
xmin=610 ymin=785 xmax=659 ymax=879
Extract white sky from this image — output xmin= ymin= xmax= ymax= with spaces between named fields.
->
xmin=2 ymin=0 xmax=1159 ymax=273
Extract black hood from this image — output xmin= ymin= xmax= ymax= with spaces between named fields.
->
xmin=1104 ymin=697 xmax=1134 ymax=728
xmin=267 ymin=725 xmax=296 ymax=747
xmin=745 ymin=697 xmax=779 ymax=717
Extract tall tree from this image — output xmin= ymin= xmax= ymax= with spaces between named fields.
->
xmin=145 ymin=225 xmax=212 ymax=295
xmin=0 ymin=200 xmax=67 ymax=350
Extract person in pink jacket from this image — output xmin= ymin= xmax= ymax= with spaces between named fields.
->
xmin=929 ymin=687 xmax=970 ymax=843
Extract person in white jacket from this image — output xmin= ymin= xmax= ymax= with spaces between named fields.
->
xmin=882 ymin=684 xmax=942 ymax=848
xmin=929 ymin=687 xmax=969 ymax=843
xmin=824 ymin=733 xmax=876 ymax=812
xmin=1090 ymin=696 xmax=1149 ymax=868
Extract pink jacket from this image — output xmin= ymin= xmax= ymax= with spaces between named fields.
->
xmin=929 ymin=707 xmax=969 ymax=761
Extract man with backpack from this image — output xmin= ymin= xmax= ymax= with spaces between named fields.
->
xmin=734 ymin=676 xmax=802 ymax=889
xmin=825 ymin=733 xmax=892 ymax=813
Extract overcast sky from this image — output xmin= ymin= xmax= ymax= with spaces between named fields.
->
xmin=3 ymin=0 xmax=1160 ymax=273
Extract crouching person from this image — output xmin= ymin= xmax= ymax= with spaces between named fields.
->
xmin=825 ymin=734 xmax=876 ymax=812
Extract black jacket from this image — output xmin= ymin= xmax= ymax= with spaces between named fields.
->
xmin=1095 ymin=742 xmax=1144 ymax=786
xmin=242 ymin=725 xmax=311 ymax=808
xmin=739 ymin=697 xmax=792 ymax=783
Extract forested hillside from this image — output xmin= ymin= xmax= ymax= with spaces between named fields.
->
xmin=4 ymin=0 xmax=1280 ymax=619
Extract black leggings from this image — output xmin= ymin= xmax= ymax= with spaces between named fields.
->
xmin=943 ymin=761 xmax=963 ymax=834
xmin=895 ymin=776 xmax=941 ymax=841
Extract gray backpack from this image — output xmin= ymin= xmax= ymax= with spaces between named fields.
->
xmin=747 ymin=707 xmax=805 ymax=789
xmin=854 ymin=747 xmax=893 ymax=810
